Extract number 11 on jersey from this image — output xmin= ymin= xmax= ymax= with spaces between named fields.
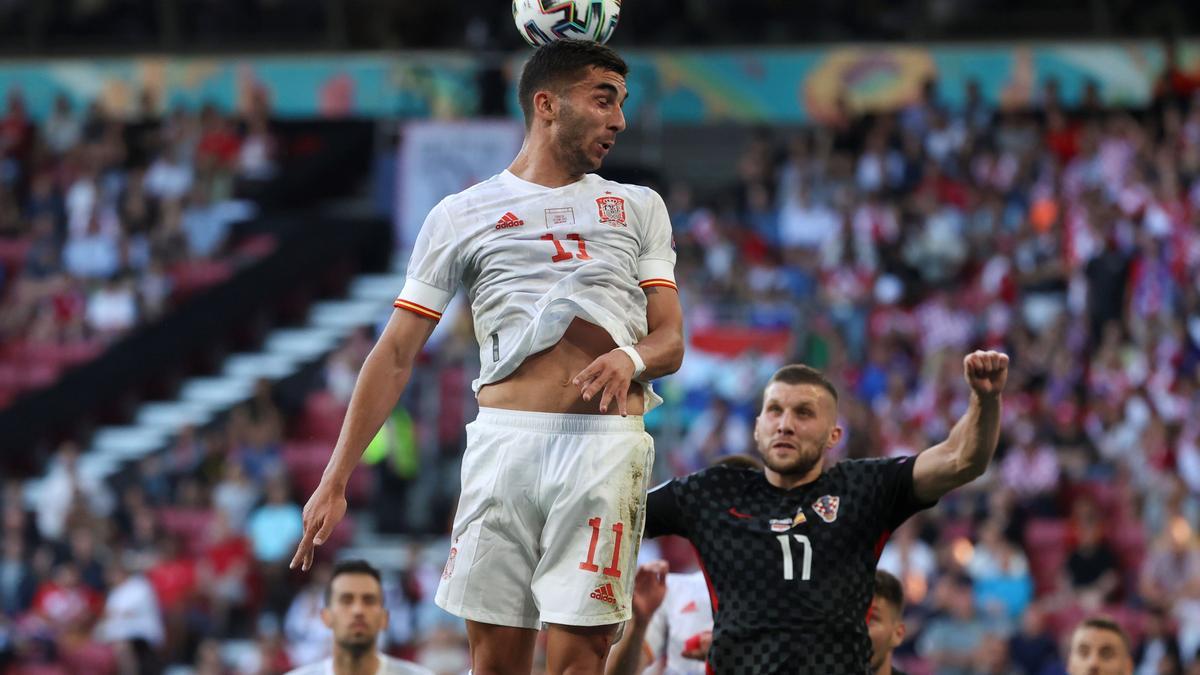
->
xmin=777 ymin=534 xmax=813 ymax=581
xmin=542 ymin=233 xmax=591 ymax=262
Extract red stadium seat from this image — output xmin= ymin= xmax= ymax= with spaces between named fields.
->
xmin=0 ymin=236 xmax=32 ymax=276
xmin=12 ymin=665 xmax=70 ymax=675
xmin=158 ymin=507 xmax=217 ymax=555
xmin=292 ymin=390 xmax=347 ymax=442
xmin=59 ymin=642 xmax=117 ymax=675
xmin=283 ymin=442 xmax=371 ymax=505
xmin=1024 ymin=518 xmax=1069 ymax=596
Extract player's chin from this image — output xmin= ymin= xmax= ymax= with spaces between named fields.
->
xmin=765 ymin=447 xmax=820 ymax=475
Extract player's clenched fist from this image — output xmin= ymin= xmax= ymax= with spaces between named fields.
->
xmin=963 ymin=350 xmax=1009 ymax=397
xmin=572 ymin=348 xmax=638 ymax=416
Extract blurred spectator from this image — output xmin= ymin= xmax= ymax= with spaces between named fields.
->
xmin=1007 ymin=604 xmax=1062 ymax=675
xmin=94 ymin=557 xmax=163 ymax=673
xmin=283 ymin=563 xmax=332 ymax=666
xmin=1063 ymin=502 xmax=1122 ymax=609
xmin=1135 ymin=607 xmax=1182 ymax=675
xmin=967 ymin=519 xmax=1034 ymax=624
xmin=35 ymin=443 xmax=114 ymax=542
xmin=246 ymin=476 xmax=302 ymax=566
xmin=0 ymin=533 xmax=34 ymax=617
xmin=917 ymin=575 xmax=1006 ymax=675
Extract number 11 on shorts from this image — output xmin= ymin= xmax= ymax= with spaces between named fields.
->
xmin=579 ymin=517 xmax=624 ymax=578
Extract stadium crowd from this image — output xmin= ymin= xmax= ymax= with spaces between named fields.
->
xmin=3 ymin=67 xmax=1200 ymax=674
xmin=0 ymin=90 xmax=266 ymax=407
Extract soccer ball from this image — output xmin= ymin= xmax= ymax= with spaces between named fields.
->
xmin=512 ymin=0 xmax=621 ymax=46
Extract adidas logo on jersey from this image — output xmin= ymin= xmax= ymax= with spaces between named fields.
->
xmin=681 ymin=600 xmax=698 ymax=614
xmin=495 ymin=211 xmax=525 ymax=229
xmin=590 ymin=582 xmax=617 ymax=605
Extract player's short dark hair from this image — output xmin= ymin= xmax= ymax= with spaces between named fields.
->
xmin=767 ymin=364 xmax=839 ymax=403
xmin=1076 ymin=616 xmax=1131 ymax=654
xmin=325 ymin=559 xmax=383 ymax=606
xmin=711 ymin=454 xmax=763 ymax=471
xmin=518 ymin=40 xmax=629 ymax=128
xmin=873 ymin=570 xmax=904 ymax=612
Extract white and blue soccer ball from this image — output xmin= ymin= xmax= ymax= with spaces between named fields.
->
xmin=512 ymin=0 xmax=621 ymax=46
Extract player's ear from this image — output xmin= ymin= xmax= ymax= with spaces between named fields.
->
xmin=320 ymin=607 xmax=333 ymax=629
xmin=892 ymin=620 xmax=905 ymax=649
xmin=826 ymin=425 xmax=843 ymax=449
xmin=534 ymin=89 xmax=558 ymax=122
xmin=381 ymin=607 xmax=389 ymax=632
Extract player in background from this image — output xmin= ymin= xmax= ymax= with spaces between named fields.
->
xmin=284 ymin=560 xmax=432 ymax=675
xmin=608 ymin=566 xmax=911 ymax=675
xmin=607 ymin=456 xmax=761 ymax=675
xmin=642 ymin=351 xmax=1008 ymax=673
xmin=1066 ymin=617 xmax=1134 ymax=675
xmin=291 ymin=39 xmax=684 ymax=675
xmin=868 ymin=569 xmax=908 ymax=675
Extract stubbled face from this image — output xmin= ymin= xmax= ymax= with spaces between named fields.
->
xmin=753 ymin=382 xmax=841 ymax=480
xmin=1067 ymin=627 xmax=1132 ymax=675
xmin=322 ymin=573 xmax=387 ymax=656
xmin=551 ymin=66 xmax=627 ymax=174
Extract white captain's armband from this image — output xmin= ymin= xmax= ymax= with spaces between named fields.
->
xmin=393 ymin=277 xmax=451 ymax=321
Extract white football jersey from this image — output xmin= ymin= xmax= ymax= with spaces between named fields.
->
xmin=395 ymin=170 xmax=677 ymax=410
xmin=643 ymin=571 xmax=713 ymax=675
xmin=284 ymin=654 xmax=433 ymax=675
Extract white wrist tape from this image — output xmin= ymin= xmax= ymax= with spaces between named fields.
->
xmin=617 ymin=345 xmax=646 ymax=378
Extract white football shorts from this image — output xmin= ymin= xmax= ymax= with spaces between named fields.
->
xmin=434 ymin=407 xmax=654 ymax=629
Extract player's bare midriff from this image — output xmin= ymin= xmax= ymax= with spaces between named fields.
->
xmin=477 ymin=317 xmax=645 ymax=415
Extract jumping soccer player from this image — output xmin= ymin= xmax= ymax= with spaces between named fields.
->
xmin=292 ymin=39 xmax=683 ymax=675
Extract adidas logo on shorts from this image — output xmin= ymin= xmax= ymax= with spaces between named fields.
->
xmin=590 ymin=582 xmax=617 ymax=605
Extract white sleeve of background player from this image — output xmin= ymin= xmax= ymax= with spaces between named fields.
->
xmin=642 ymin=598 xmax=669 ymax=671
xmin=637 ymin=190 xmax=677 ymax=292
xmin=394 ymin=200 xmax=462 ymax=321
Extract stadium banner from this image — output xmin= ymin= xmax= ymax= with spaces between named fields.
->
xmin=0 ymin=53 xmax=481 ymax=120
xmin=0 ymin=41 xmax=1192 ymax=122
xmin=395 ymin=120 xmax=524 ymax=247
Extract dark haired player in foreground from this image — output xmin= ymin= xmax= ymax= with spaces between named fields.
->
xmin=643 ymin=351 xmax=1008 ymax=673
xmin=292 ymin=38 xmax=683 ymax=675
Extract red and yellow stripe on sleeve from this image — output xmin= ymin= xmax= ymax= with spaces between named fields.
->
xmin=393 ymin=298 xmax=443 ymax=321
xmin=639 ymin=278 xmax=678 ymax=291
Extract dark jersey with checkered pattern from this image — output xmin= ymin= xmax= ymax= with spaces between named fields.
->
xmin=644 ymin=457 xmax=934 ymax=675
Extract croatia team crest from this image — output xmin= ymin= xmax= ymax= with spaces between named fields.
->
xmin=812 ymin=495 xmax=840 ymax=523
xmin=596 ymin=195 xmax=626 ymax=226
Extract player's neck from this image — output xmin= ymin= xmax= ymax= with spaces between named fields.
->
xmin=874 ymin=656 xmax=894 ymax=675
xmin=508 ymin=138 xmax=586 ymax=188
xmin=764 ymin=462 xmax=823 ymax=490
xmin=332 ymin=648 xmax=380 ymax=675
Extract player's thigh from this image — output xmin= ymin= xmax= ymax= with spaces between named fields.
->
xmin=533 ymin=430 xmax=654 ymax=626
xmin=436 ymin=421 xmax=544 ymax=628
xmin=544 ymin=622 xmax=620 ymax=674
xmin=466 ymin=620 xmax=537 ymax=674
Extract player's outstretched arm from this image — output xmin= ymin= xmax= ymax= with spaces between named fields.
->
xmin=912 ymin=350 xmax=1008 ymax=503
xmin=290 ymin=309 xmax=437 ymax=571
xmin=606 ymin=560 xmax=668 ymax=675
xmin=574 ymin=286 xmax=684 ymax=416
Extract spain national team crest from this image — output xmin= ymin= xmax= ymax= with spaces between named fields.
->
xmin=596 ymin=195 xmax=626 ymax=226
xmin=812 ymin=495 xmax=840 ymax=523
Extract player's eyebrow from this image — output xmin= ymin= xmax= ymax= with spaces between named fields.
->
xmin=594 ymin=82 xmax=628 ymax=105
